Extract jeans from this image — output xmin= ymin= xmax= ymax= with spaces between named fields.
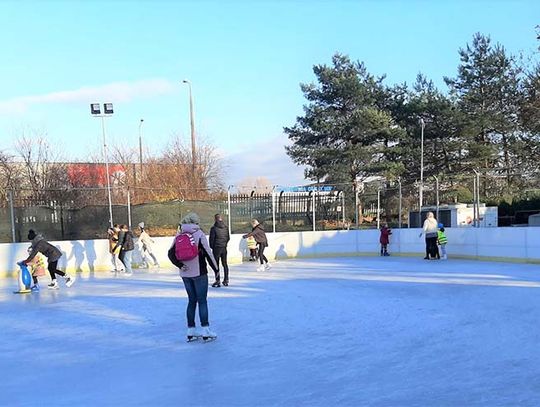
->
xmin=212 ymin=247 xmax=229 ymax=283
xmin=182 ymin=274 xmax=209 ymax=328
xmin=119 ymin=250 xmax=133 ymax=273
xmin=440 ymin=244 xmax=447 ymax=258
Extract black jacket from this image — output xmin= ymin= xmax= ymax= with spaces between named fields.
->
xmin=120 ymin=230 xmax=135 ymax=251
xmin=209 ymin=221 xmax=230 ymax=249
xmin=26 ymin=235 xmax=62 ymax=263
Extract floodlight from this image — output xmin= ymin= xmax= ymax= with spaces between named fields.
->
xmin=90 ymin=103 xmax=101 ymax=115
xmin=104 ymin=103 xmax=114 ymax=114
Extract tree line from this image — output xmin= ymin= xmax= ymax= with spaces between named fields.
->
xmin=285 ymin=32 xmax=540 ymax=204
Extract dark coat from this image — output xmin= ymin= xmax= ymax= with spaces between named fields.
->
xmin=26 ymin=235 xmax=62 ymax=263
xmin=379 ymin=227 xmax=392 ymax=245
xmin=244 ymin=224 xmax=268 ymax=247
xmin=120 ymin=230 xmax=135 ymax=251
xmin=209 ymin=221 xmax=230 ymax=249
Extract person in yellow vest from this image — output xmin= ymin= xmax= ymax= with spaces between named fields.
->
xmin=246 ymin=235 xmax=258 ymax=261
xmin=437 ymin=224 xmax=448 ymax=260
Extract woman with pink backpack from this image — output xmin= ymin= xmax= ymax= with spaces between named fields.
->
xmin=168 ymin=212 xmax=219 ymax=342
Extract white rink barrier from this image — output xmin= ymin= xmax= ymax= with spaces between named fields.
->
xmin=0 ymin=227 xmax=539 ymax=276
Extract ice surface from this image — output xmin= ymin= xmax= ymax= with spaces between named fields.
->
xmin=1 ymin=257 xmax=540 ymax=406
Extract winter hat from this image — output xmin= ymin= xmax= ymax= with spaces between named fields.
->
xmin=438 ymin=223 xmax=443 ymax=228
xmin=181 ymin=212 xmax=200 ymax=225
xmin=138 ymin=222 xmax=145 ymax=229
xmin=27 ymin=229 xmax=36 ymax=240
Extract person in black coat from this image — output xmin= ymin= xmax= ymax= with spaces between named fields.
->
xmin=243 ymin=219 xmax=270 ymax=271
xmin=209 ymin=214 xmax=230 ymax=287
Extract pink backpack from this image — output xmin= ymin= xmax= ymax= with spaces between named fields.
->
xmin=175 ymin=232 xmax=199 ymax=261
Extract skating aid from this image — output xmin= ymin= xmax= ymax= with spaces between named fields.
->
xmin=13 ymin=262 xmax=32 ymax=294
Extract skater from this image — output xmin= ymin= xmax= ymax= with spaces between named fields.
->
xmin=138 ymin=222 xmax=160 ymax=268
xmin=22 ymin=229 xmax=74 ymax=289
xmin=108 ymin=225 xmax=124 ymax=272
xmin=171 ymin=213 xmax=218 ymax=341
xmin=209 ymin=214 xmax=230 ymax=287
xmin=243 ymin=219 xmax=270 ymax=271
xmin=379 ymin=223 xmax=392 ymax=256
xmin=26 ymin=247 xmax=46 ymax=291
xmin=419 ymin=212 xmax=439 ymax=260
xmin=246 ymin=235 xmax=258 ymax=261
xmin=118 ymin=224 xmax=135 ymax=275
xmin=438 ymin=224 xmax=448 ymax=260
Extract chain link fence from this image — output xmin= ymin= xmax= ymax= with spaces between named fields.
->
xmin=2 ymin=175 xmax=540 ymax=243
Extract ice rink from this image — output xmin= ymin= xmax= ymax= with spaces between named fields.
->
xmin=1 ymin=256 xmax=540 ymax=406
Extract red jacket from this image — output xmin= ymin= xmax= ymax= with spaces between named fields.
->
xmin=379 ymin=227 xmax=392 ymax=244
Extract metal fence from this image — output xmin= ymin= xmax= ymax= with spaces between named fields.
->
xmin=2 ymin=177 xmax=540 ymax=243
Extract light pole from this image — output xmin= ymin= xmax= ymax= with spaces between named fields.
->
xmin=91 ymin=103 xmax=114 ymax=228
xmin=182 ymin=79 xmax=196 ymax=174
xmin=138 ymin=119 xmax=144 ymax=177
xmin=419 ymin=118 xmax=425 ymax=227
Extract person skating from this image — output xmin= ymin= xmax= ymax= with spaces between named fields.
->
xmin=138 ymin=222 xmax=160 ymax=269
xmin=243 ymin=219 xmax=270 ymax=271
xmin=108 ymin=225 xmax=124 ymax=272
xmin=118 ymin=224 xmax=135 ymax=275
xmin=26 ymin=247 xmax=46 ymax=291
xmin=246 ymin=236 xmax=258 ymax=261
xmin=438 ymin=224 xmax=448 ymax=260
xmin=419 ymin=212 xmax=439 ymax=260
xmin=169 ymin=213 xmax=219 ymax=342
xmin=379 ymin=223 xmax=392 ymax=256
xmin=22 ymin=229 xmax=74 ymax=289
xmin=209 ymin=214 xmax=230 ymax=287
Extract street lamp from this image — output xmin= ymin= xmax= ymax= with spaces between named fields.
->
xmin=182 ymin=79 xmax=196 ymax=173
xmin=419 ymin=117 xmax=425 ymax=227
xmin=138 ymin=119 xmax=144 ymax=177
xmin=90 ymin=103 xmax=114 ymax=228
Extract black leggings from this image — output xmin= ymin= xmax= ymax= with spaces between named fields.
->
xmin=48 ymin=260 xmax=66 ymax=280
xmin=425 ymin=237 xmax=439 ymax=259
xmin=258 ymin=244 xmax=268 ymax=265
xmin=212 ymin=247 xmax=229 ymax=283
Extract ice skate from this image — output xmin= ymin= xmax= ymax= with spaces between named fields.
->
xmin=264 ymin=263 xmax=272 ymax=270
xmin=186 ymin=327 xmax=200 ymax=342
xmin=200 ymin=326 xmax=217 ymax=342
xmin=256 ymin=265 xmax=265 ymax=272
xmin=212 ymin=281 xmax=221 ymax=288
xmin=31 ymin=283 xmax=40 ymax=292
xmin=47 ymin=280 xmax=59 ymax=290
xmin=222 ymin=281 xmax=229 ymax=287
xmin=65 ymin=275 xmax=75 ymax=287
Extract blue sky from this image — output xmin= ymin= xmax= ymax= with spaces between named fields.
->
xmin=0 ymin=0 xmax=538 ymax=186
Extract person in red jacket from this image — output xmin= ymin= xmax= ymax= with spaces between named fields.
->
xmin=379 ymin=223 xmax=392 ymax=256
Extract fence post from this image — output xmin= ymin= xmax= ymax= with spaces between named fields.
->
xmin=227 ymin=186 xmax=232 ymax=233
xmin=377 ymin=188 xmax=381 ymax=230
xmin=312 ymin=190 xmax=316 ymax=232
xmin=473 ymin=169 xmax=480 ymax=227
xmin=272 ymin=186 xmax=276 ymax=233
xmin=434 ymin=175 xmax=439 ymax=222
xmin=398 ymin=177 xmax=402 ymax=229
xmin=127 ymin=188 xmax=132 ymax=229
xmin=354 ymin=182 xmax=359 ymax=228
xmin=472 ymin=174 xmax=477 ymax=227
xmin=342 ymin=190 xmax=346 ymax=228
xmin=8 ymin=190 xmax=16 ymax=243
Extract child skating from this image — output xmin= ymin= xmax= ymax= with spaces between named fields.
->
xmin=438 ymin=224 xmax=448 ymax=260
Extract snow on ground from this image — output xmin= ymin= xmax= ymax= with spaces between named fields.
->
xmin=1 ymin=256 xmax=540 ymax=406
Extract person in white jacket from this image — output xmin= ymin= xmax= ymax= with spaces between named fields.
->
xmin=419 ymin=212 xmax=439 ymax=260
xmin=138 ymin=222 xmax=159 ymax=268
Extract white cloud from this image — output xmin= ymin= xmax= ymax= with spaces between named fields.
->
xmin=224 ymin=137 xmax=307 ymax=187
xmin=0 ymin=79 xmax=176 ymax=114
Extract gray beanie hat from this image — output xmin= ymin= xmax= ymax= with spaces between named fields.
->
xmin=181 ymin=212 xmax=200 ymax=225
